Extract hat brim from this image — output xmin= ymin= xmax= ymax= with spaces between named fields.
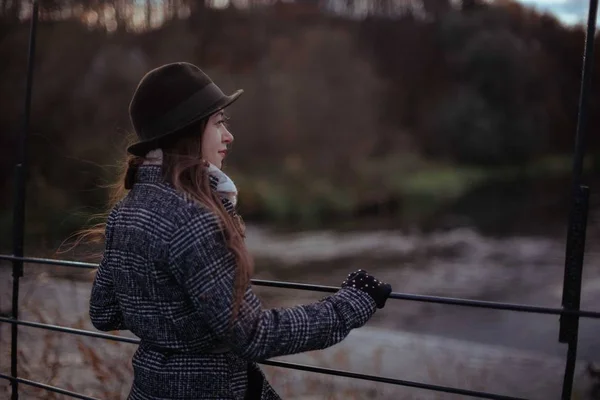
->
xmin=127 ymin=89 xmax=243 ymax=157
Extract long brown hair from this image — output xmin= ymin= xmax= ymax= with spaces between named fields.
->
xmin=69 ymin=118 xmax=253 ymax=324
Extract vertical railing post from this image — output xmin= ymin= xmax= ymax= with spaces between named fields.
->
xmin=559 ymin=185 xmax=589 ymax=399
xmin=11 ymin=1 xmax=39 ymax=399
xmin=558 ymin=0 xmax=597 ymax=397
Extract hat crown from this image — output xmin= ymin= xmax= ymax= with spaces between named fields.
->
xmin=129 ymin=62 xmax=214 ymax=141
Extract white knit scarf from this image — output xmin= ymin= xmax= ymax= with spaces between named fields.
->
xmin=143 ymin=148 xmax=238 ymax=206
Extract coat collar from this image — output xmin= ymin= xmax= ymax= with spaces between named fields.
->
xmin=136 ymin=164 xmax=219 ymax=191
xmin=134 ymin=163 xmax=243 ymax=236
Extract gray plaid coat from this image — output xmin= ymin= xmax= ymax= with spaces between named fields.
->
xmin=89 ymin=164 xmax=378 ymax=399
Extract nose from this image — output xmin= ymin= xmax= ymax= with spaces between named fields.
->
xmin=223 ymin=128 xmax=234 ymax=144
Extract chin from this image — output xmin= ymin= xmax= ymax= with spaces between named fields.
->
xmin=205 ymin=157 xmax=221 ymax=169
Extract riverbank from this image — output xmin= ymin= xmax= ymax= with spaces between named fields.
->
xmin=1 ymin=152 xmax=596 ymax=255
xmin=231 ymin=154 xmax=597 ymax=231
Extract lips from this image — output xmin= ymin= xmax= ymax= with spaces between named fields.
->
xmin=218 ymin=150 xmax=227 ymax=157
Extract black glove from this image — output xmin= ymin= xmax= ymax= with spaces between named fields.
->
xmin=341 ymin=269 xmax=392 ymax=309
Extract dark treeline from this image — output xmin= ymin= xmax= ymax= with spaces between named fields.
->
xmin=0 ymin=0 xmax=599 ymax=244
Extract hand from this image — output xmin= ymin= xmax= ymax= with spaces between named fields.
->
xmin=342 ymin=269 xmax=392 ymax=309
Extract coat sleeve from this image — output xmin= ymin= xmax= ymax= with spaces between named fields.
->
xmin=89 ymin=207 xmax=125 ymax=332
xmin=168 ymin=207 xmax=377 ymax=361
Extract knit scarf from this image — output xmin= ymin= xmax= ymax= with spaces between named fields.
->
xmin=143 ymin=149 xmax=238 ymax=206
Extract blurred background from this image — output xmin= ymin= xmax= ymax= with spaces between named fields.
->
xmin=1 ymin=0 xmax=600 ymax=399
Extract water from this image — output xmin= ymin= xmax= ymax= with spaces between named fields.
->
xmin=247 ymin=224 xmax=600 ymax=357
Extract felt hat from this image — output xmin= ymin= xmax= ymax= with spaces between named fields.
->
xmin=127 ymin=62 xmax=243 ymax=156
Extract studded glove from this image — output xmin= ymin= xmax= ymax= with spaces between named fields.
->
xmin=341 ymin=269 xmax=392 ymax=309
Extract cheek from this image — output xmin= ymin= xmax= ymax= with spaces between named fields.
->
xmin=202 ymin=128 xmax=215 ymax=149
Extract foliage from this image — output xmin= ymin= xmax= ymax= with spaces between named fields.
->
xmin=0 ymin=0 xmax=598 ymax=244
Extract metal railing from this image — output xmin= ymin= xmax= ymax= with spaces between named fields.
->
xmin=1 ymin=0 xmax=599 ymax=399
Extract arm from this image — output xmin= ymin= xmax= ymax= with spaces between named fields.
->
xmin=169 ymin=208 xmax=377 ymax=361
xmin=89 ymin=208 xmax=125 ymax=332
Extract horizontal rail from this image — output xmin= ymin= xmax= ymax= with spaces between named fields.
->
xmin=0 ymin=317 xmax=140 ymax=344
xmin=260 ymin=360 xmax=527 ymax=400
xmin=254 ymin=279 xmax=600 ymax=318
xmin=0 ymin=255 xmax=97 ymax=269
xmin=0 ymin=318 xmax=525 ymax=400
xmin=0 ymin=373 xmax=100 ymax=400
xmin=2 ymin=254 xmax=600 ymax=319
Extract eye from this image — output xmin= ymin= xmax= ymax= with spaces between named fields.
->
xmin=218 ymin=115 xmax=230 ymax=127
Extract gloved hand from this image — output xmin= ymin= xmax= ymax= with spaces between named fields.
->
xmin=341 ymin=269 xmax=392 ymax=309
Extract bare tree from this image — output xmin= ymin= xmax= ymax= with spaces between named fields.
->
xmin=373 ymin=0 xmax=394 ymax=15
xmin=422 ymin=0 xmax=451 ymax=19
xmin=145 ymin=0 xmax=151 ymax=28
xmin=2 ymin=0 xmax=22 ymax=20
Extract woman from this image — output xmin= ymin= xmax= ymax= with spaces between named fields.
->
xmin=89 ymin=62 xmax=393 ymax=400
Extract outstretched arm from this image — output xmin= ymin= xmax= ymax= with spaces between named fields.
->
xmin=169 ymin=207 xmax=377 ymax=361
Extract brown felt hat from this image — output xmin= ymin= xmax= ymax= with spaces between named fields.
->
xmin=127 ymin=62 xmax=243 ymax=156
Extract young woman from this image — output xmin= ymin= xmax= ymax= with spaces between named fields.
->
xmin=89 ymin=62 xmax=393 ymax=400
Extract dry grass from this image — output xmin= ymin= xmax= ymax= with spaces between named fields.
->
xmin=0 ymin=265 xmax=135 ymax=399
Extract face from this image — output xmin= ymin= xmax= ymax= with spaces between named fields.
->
xmin=202 ymin=110 xmax=234 ymax=169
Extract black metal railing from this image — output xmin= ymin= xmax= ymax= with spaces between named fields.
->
xmin=1 ymin=0 xmax=599 ymax=399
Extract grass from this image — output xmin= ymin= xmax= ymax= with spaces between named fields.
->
xmin=0 ymin=153 xmax=595 ymax=250
xmin=0 ymin=273 xmax=134 ymax=399
xmin=230 ymin=153 xmax=593 ymax=228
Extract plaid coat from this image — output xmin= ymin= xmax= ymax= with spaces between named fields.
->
xmin=89 ymin=164 xmax=378 ymax=399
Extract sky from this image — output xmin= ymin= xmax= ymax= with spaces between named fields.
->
xmin=514 ymin=0 xmax=594 ymax=26
xmin=208 ymin=0 xmax=596 ymax=28
xmin=130 ymin=0 xmax=595 ymax=29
